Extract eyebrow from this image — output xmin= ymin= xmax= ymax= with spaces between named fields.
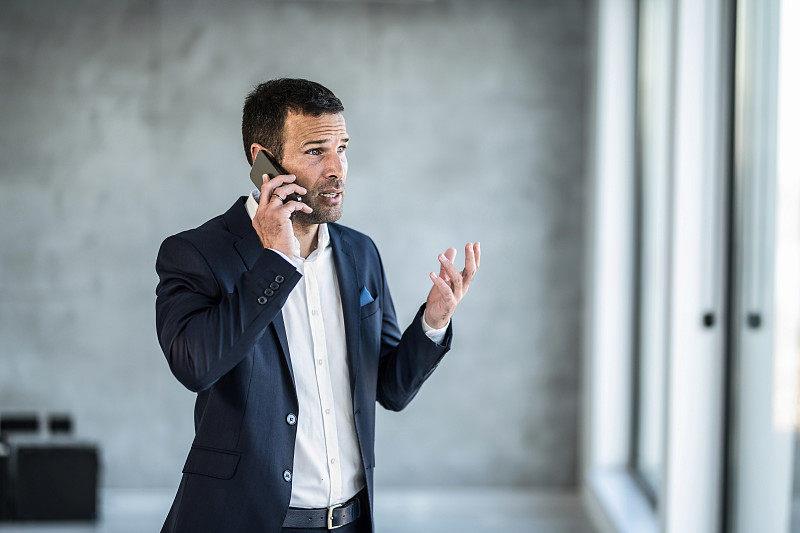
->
xmin=302 ymin=137 xmax=350 ymax=147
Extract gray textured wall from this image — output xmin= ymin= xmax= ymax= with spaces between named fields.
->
xmin=0 ymin=0 xmax=589 ymax=489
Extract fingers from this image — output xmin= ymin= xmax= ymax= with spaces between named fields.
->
xmin=272 ymin=182 xmax=307 ymax=201
xmin=438 ymin=247 xmax=457 ymax=282
xmin=438 ymin=252 xmax=463 ymax=299
xmin=462 ymin=242 xmax=478 ymax=294
xmin=428 ymin=271 xmax=456 ymax=302
xmin=280 ymin=199 xmax=313 ymax=216
xmin=259 ymin=175 xmax=312 ymax=213
xmin=259 ymin=174 xmax=296 ymax=205
xmin=434 ymin=242 xmax=479 ymax=300
xmin=463 ymin=242 xmax=475 ymax=277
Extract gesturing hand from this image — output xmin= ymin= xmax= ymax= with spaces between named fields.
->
xmin=424 ymin=242 xmax=481 ymax=329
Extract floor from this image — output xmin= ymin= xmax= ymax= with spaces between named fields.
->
xmin=0 ymin=488 xmax=597 ymax=533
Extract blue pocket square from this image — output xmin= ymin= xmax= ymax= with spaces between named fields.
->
xmin=359 ymin=286 xmax=375 ymax=306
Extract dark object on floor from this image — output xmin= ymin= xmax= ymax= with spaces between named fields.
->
xmin=0 ymin=413 xmax=40 ymax=438
xmin=0 ymin=444 xmax=9 ymax=520
xmin=0 ymin=412 xmax=100 ymax=522
xmin=47 ymin=414 xmax=73 ymax=435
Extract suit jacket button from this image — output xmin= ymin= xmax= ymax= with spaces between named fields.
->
xmin=263 ymin=288 xmax=274 ymax=296
xmin=286 ymin=413 xmax=297 ymax=425
xmin=257 ymin=296 xmax=268 ymax=304
xmin=283 ymin=470 xmax=292 ymax=482
xmin=269 ymin=281 xmax=280 ymax=290
xmin=275 ymin=275 xmax=285 ymax=283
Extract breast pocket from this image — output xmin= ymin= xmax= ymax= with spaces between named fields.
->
xmin=359 ymin=296 xmax=381 ymax=319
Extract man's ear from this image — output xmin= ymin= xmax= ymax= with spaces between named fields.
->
xmin=249 ymin=143 xmax=264 ymax=166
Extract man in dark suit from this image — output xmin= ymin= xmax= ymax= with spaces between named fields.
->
xmin=155 ymin=78 xmax=480 ymax=532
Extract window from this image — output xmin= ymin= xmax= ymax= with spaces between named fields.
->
xmin=631 ymin=0 xmax=675 ymax=505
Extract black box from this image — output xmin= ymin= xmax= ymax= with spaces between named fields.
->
xmin=0 ymin=444 xmax=9 ymax=520
xmin=5 ymin=434 xmax=99 ymax=521
xmin=0 ymin=413 xmax=40 ymax=439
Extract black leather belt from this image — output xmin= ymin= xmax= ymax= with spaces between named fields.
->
xmin=282 ymin=489 xmax=363 ymax=529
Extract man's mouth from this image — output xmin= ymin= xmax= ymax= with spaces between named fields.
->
xmin=319 ymin=190 xmax=342 ymax=198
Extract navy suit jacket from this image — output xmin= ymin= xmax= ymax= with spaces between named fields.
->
xmin=154 ymin=196 xmax=453 ymax=532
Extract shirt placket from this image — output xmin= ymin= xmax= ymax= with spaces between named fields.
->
xmin=303 ymin=259 xmax=343 ymax=505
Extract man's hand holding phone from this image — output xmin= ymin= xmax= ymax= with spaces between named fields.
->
xmin=252 ymin=173 xmax=312 ymax=257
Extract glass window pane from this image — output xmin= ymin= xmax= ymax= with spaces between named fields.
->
xmin=632 ymin=0 xmax=675 ymax=505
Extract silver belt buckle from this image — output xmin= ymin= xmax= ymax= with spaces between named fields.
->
xmin=327 ymin=502 xmax=345 ymax=530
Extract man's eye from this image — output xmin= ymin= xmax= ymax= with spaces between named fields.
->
xmin=337 ymin=145 xmax=347 ymax=153
xmin=306 ymin=148 xmax=322 ymax=155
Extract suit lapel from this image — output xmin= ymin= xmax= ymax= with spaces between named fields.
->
xmin=328 ymin=223 xmax=361 ymax=396
xmin=225 ymin=197 xmax=295 ymax=390
xmin=223 ymin=197 xmax=362 ymax=397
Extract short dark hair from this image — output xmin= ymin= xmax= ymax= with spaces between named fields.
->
xmin=241 ymin=78 xmax=344 ymax=165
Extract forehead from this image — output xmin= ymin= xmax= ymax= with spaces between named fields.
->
xmin=283 ymin=111 xmax=348 ymax=142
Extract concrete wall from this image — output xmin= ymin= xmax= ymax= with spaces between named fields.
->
xmin=0 ymin=0 xmax=590 ymax=488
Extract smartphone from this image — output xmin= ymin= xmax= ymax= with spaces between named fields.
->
xmin=249 ymin=149 xmax=303 ymax=203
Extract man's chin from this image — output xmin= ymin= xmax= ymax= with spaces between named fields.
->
xmin=292 ymin=206 xmax=342 ymax=225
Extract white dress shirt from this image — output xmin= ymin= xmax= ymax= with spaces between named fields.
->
xmin=245 ymin=190 xmax=447 ymax=508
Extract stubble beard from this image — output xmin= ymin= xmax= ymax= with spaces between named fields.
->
xmin=291 ymin=195 xmax=343 ymax=226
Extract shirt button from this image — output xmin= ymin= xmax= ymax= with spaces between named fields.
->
xmin=263 ymin=288 xmax=274 ymax=296
xmin=283 ymin=470 xmax=292 ymax=482
xmin=275 ymin=275 xmax=285 ymax=283
xmin=269 ymin=281 xmax=280 ymax=290
xmin=317 ymin=359 xmax=323 ymax=365
xmin=325 ymin=408 xmax=331 ymax=415
xmin=257 ymin=296 xmax=267 ymax=305
xmin=286 ymin=413 xmax=297 ymax=425
xmin=330 ymin=458 xmax=336 ymax=464
xmin=311 ymin=309 xmax=318 ymax=316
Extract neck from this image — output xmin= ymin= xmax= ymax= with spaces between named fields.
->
xmin=293 ymin=221 xmax=320 ymax=258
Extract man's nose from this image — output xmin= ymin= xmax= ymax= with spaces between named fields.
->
xmin=322 ymin=151 xmax=345 ymax=180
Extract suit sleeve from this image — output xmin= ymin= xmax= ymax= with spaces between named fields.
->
xmin=372 ymin=241 xmax=454 ymax=411
xmin=421 ymin=313 xmax=449 ymax=345
xmin=154 ymin=235 xmax=302 ymax=393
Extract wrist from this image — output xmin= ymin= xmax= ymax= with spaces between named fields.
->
xmin=423 ymin=309 xmax=449 ymax=330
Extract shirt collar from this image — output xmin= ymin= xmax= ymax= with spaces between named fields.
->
xmin=245 ymin=189 xmax=330 ymax=255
